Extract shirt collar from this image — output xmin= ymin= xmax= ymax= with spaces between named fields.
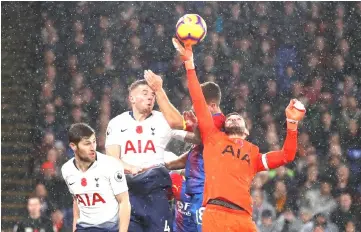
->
xmin=73 ymin=153 xmax=98 ymax=171
xmin=129 ymin=111 xmax=153 ymax=121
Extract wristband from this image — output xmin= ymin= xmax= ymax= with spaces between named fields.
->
xmin=182 ymin=118 xmax=187 ymax=130
xmin=286 ymin=118 xmax=298 ymax=124
xmin=184 ymin=60 xmax=195 ymax=70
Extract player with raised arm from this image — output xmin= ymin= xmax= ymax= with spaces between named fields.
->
xmin=173 ymin=38 xmax=306 ymax=232
xmin=169 ymin=127 xmax=249 ymax=232
xmin=105 ymin=79 xmax=186 ymax=232
xmin=143 ymin=54 xmax=253 ymax=232
xmin=61 ymin=123 xmax=130 ymax=232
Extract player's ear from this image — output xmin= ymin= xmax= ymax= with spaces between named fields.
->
xmin=69 ymin=142 xmax=77 ymax=152
xmin=128 ymin=95 xmax=135 ymax=104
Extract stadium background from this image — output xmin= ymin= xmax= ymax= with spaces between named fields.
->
xmin=2 ymin=1 xmax=361 ymax=231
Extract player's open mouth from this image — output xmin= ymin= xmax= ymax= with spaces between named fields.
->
xmin=89 ymin=152 xmax=96 ymax=157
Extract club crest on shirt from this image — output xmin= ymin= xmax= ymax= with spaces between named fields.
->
xmin=151 ymin=127 xmax=155 ymax=135
xmin=106 ymin=127 xmax=112 ymax=137
xmin=114 ymin=171 xmax=123 ymax=182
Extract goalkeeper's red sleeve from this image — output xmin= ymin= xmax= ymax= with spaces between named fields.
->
xmin=187 ymin=69 xmax=216 ymax=142
xmin=255 ymin=130 xmax=298 ymax=172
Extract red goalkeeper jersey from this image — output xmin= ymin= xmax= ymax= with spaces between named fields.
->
xmin=186 ymin=69 xmax=298 ymax=216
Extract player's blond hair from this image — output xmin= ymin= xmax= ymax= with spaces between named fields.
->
xmin=128 ymin=79 xmax=148 ymax=93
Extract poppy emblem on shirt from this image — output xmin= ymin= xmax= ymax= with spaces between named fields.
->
xmin=136 ymin=126 xmax=143 ymax=134
xmin=81 ymin=178 xmax=87 ymax=187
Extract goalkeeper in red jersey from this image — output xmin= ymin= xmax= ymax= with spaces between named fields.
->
xmin=172 ymin=38 xmax=306 ymax=232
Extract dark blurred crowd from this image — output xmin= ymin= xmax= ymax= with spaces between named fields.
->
xmin=27 ymin=2 xmax=361 ymax=232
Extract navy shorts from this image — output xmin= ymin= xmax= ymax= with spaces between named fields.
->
xmin=127 ymin=166 xmax=173 ymax=232
xmin=76 ymin=225 xmax=118 ymax=232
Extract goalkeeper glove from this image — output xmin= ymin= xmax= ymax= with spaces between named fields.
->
xmin=172 ymin=38 xmax=195 ymax=70
xmin=285 ymin=99 xmax=306 ymax=131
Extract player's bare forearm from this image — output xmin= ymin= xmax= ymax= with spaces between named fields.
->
xmin=165 ymin=152 xmax=188 ymax=170
xmin=72 ymin=199 xmax=80 ymax=232
xmin=155 ymin=88 xmax=184 ymax=129
xmin=256 ymin=130 xmax=298 ymax=172
xmin=186 ymin=69 xmax=215 ymax=139
xmin=184 ymin=131 xmax=201 ymax=145
xmin=105 ymin=145 xmax=140 ymax=174
xmin=116 ymin=192 xmax=131 ymax=232
xmin=106 ymin=145 xmax=121 ymax=159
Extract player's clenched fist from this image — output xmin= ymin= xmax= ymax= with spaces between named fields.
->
xmin=144 ymin=70 xmax=163 ymax=92
xmin=285 ymin=99 xmax=306 ymax=130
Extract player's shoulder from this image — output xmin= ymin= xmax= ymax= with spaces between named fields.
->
xmin=151 ymin=110 xmax=170 ymax=124
xmin=96 ymin=152 xmax=123 ymax=169
xmin=61 ymin=158 xmax=76 ymax=177
xmin=109 ymin=111 xmax=132 ymax=125
xmin=244 ymin=140 xmax=259 ymax=153
xmin=151 ymin=110 xmax=165 ymax=119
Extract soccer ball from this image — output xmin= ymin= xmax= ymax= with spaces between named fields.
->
xmin=176 ymin=14 xmax=207 ymax=46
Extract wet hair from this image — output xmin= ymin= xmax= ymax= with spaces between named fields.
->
xmin=226 ymin=112 xmax=242 ymax=119
xmin=68 ymin=123 xmax=95 ymax=145
xmin=201 ymin=81 xmax=221 ymax=105
xmin=128 ymin=79 xmax=148 ymax=93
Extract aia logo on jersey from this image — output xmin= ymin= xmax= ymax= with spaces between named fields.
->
xmin=75 ymin=193 xmax=106 ymax=206
xmin=222 ymin=145 xmax=250 ymax=165
xmin=124 ymin=140 xmax=156 ymax=154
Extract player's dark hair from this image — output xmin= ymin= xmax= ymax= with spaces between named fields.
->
xmin=128 ymin=79 xmax=148 ymax=93
xmin=68 ymin=123 xmax=95 ymax=145
xmin=200 ymin=81 xmax=221 ymax=105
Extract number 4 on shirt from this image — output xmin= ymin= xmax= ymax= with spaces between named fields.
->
xmin=164 ymin=220 xmax=170 ymax=232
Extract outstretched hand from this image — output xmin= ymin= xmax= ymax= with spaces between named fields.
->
xmin=285 ymin=99 xmax=306 ymax=131
xmin=172 ymin=38 xmax=193 ymax=61
xmin=144 ymin=69 xmax=163 ymax=92
xmin=285 ymin=99 xmax=306 ymax=122
xmin=172 ymin=38 xmax=195 ymax=70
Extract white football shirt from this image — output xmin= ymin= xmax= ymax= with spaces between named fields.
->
xmin=61 ymin=152 xmax=128 ymax=230
xmin=105 ymin=111 xmax=179 ymax=167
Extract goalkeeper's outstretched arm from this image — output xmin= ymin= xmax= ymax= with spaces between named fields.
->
xmin=255 ymin=99 xmax=306 ymax=172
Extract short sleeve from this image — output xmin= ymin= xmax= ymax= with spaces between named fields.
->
xmin=109 ymin=159 xmax=128 ymax=195
xmin=61 ymin=165 xmax=74 ymax=195
xmin=105 ymin=119 xmax=122 ymax=147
